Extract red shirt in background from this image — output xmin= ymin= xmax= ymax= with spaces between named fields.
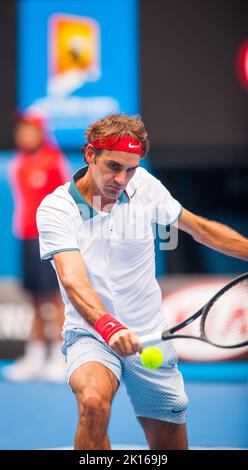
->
xmin=10 ymin=143 xmax=70 ymax=239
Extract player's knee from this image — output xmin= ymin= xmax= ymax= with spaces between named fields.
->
xmin=77 ymin=390 xmax=111 ymax=424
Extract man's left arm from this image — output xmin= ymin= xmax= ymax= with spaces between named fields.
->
xmin=177 ymin=208 xmax=248 ymax=261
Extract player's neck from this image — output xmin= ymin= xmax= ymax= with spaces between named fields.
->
xmin=76 ymin=173 xmax=116 ymax=213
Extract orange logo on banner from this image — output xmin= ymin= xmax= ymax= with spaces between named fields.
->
xmin=48 ymin=14 xmax=100 ymax=95
xmin=29 ymin=13 xmax=118 ymax=134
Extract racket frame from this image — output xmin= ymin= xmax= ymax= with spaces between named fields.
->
xmin=141 ymin=273 xmax=248 ymax=348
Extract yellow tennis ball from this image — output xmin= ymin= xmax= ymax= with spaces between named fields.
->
xmin=140 ymin=347 xmax=163 ymax=369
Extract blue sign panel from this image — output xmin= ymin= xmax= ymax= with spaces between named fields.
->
xmin=18 ymin=0 xmax=139 ymax=148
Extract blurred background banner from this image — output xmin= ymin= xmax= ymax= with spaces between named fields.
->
xmin=161 ymin=278 xmax=248 ymax=362
xmin=17 ymin=0 xmax=139 ymax=148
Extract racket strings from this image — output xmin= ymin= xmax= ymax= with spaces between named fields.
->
xmin=203 ymin=278 xmax=248 ymax=347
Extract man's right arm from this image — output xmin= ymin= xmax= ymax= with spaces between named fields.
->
xmin=53 ymin=250 xmax=142 ymax=356
xmin=53 ymin=250 xmax=106 ymax=324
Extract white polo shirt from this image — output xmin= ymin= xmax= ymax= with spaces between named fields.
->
xmin=37 ymin=166 xmax=182 ymax=338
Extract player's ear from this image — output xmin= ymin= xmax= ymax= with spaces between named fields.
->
xmin=85 ymin=144 xmax=96 ymax=165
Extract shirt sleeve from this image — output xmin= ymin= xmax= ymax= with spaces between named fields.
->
xmin=150 ymin=177 xmax=182 ymax=226
xmin=36 ymin=198 xmax=80 ymax=260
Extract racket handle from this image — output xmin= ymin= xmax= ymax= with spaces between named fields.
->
xmin=139 ymin=332 xmax=162 ymax=347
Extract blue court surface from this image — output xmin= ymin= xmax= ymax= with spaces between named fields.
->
xmin=0 ymin=361 xmax=247 ymax=450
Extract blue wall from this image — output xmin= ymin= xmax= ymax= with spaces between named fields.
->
xmin=0 ymin=153 xmax=21 ymax=278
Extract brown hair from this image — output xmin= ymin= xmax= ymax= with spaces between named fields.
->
xmin=81 ymin=113 xmax=149 ymax=161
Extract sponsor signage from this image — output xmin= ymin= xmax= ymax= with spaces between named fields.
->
xmin=18 ymin=0 xmax=139 ymax=148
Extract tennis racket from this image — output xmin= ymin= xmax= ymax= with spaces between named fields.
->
xmin=140 ymin=272 xmax=248 ymax=349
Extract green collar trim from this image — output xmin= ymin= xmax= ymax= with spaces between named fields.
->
xmin=69 ymin=166 xmax=129 ymax=220
xmin=117 ymin=189 xmax=129 ymax=203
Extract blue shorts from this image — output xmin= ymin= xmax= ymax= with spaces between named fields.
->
xmin=62 ymin=329 xmax=188 ymax=424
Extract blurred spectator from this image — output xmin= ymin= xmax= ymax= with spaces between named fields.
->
xmin=3 ymin=111 xmax=70 ymax=382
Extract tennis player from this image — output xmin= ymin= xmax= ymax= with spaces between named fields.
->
xmin=37 ymin=114 xmax=248 ymax=450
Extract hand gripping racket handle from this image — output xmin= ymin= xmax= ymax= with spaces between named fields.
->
xmin=139 ymin=332 xmax=162 ymax=347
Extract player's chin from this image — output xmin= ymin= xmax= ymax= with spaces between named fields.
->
xmin=105 ymin=186 xmax=122 ymax=198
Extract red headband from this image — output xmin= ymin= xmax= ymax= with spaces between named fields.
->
xmin=90 ymin=135 xmax=142 ymax=156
